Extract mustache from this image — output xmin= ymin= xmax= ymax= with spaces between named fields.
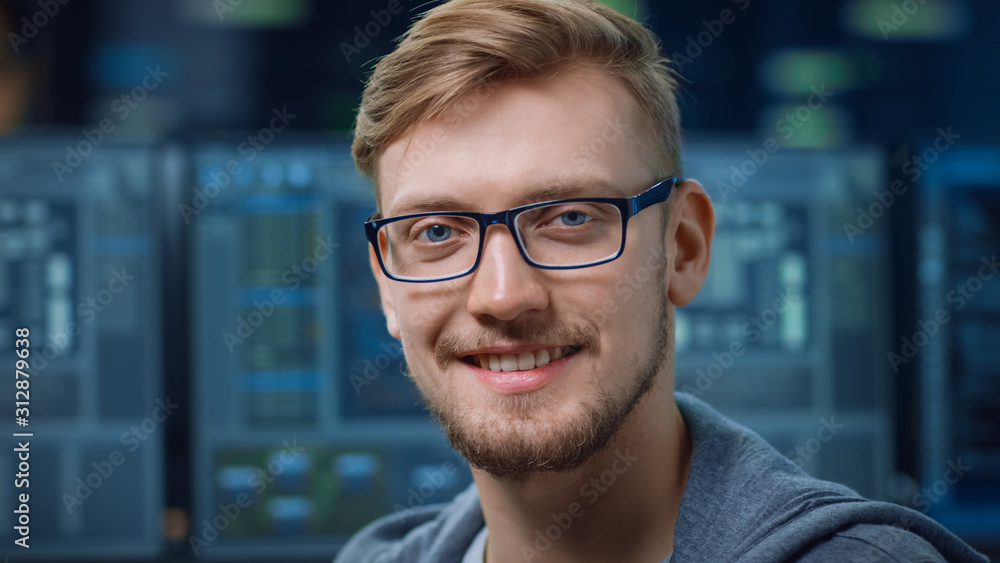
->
xmin=434 ymin=318 xmax=600 ymax=369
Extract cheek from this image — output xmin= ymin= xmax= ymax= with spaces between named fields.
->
xmin=393 ymin=286 xmax=461 ymax=351
xmin=574 ymin=247 xmax=662 ymax=310
xmin=590 ymin=256 xmax=666 ymax=342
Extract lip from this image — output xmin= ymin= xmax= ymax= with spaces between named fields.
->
xmin=462 ymin=349 xmax=578 ymax=394
xmin=459 ymin=344 xmax=567 ymax=356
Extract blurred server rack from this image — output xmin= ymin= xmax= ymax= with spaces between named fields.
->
xmin=916 ymin=144 xmax=1000 ymax=546
xmin=676 ymin=140 xmax=894 ymax=502
xmin=0 ymin=137 xmax=165 ymax=560
xmin=183 ymin=135 xmax=470 ymax=560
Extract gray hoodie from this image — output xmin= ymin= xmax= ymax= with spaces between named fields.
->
xmin=334 ymin=393 xmax=989 ymax=562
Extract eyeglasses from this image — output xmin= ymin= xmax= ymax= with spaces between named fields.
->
xmin=365 ymin=177 xmax=676 ymax=283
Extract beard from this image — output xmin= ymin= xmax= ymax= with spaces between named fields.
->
xmin=409 ymin=276 xmax=670 ymax=481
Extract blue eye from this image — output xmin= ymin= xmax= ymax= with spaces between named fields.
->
xmin=420 ymin=224 xmax=452 ymax=243
xmin=556 ymin=211 xmax=592 ymax=226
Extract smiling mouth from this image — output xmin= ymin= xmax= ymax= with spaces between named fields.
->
xmin=461 ymin=346 xmax=583 ymax=373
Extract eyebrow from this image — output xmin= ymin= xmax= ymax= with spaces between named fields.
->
xmin=386 ymin=179 xmax=628 ymax=217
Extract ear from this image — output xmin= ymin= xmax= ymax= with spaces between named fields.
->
xmin=666 ymin=179 xmax=715 ymax=307
xmin=369 ymin=244 xmax=401 ymax=339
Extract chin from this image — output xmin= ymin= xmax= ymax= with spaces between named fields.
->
xmin=427 ymin=369 xmax=654 ymax=480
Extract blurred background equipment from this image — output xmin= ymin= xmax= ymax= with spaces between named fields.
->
xmin=0 ymin=0 xmax=997 ymax=560
xmin=0 ymin=139 xmax=165 ymax=559
xmin=185 ymin=136 xmax=470 ymax=560
xmin=914 ymin=145 xmax=1000 ymax=545
xmin=676 ymin=142 xmax=893 ymax=502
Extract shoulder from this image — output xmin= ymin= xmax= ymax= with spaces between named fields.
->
xmin=792 ymin=523 xmax=951 ymax=562
xmin=334 ymin=483 xmax=484 ymax=563
xmin=735 ymin=495 xmax=989 ymax=562
xmin=674 ymin=391 xmax=864 ymax=517
xmin=672 ymin=393 xmax=987 ymax=562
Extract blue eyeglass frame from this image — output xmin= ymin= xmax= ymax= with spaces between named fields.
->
xmin=365 ymin=177 xmax=677 ymax=283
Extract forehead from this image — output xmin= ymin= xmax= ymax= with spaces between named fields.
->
xmin=376 ymin=69 xmax=653 ymax=217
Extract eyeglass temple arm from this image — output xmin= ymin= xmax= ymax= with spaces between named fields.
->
xmin=630 ymin=177 xmax=675 ymax=215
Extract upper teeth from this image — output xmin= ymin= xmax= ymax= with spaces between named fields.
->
xmin=474 ymin=347 xmax=574 ymax=372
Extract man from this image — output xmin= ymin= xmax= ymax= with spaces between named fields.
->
xmin=336 ymin=0 xmax=988 ymax=561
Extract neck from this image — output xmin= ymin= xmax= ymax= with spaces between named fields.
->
xmin=475 ymin=382 xmax=691 ymax=563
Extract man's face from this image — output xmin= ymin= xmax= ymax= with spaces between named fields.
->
xmin=372 ymin=69 xmax=672 ymax=479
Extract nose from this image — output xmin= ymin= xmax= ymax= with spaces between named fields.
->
xmin=466 ymin=224 xmax=549 ymax=322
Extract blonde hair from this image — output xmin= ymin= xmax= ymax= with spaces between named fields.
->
xmin=352 ymin=0 xmax=682 ymax=201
